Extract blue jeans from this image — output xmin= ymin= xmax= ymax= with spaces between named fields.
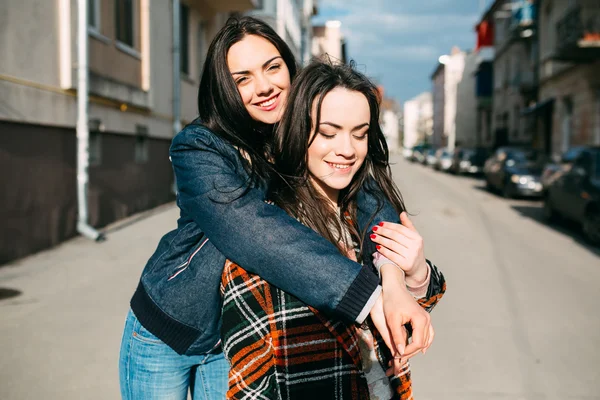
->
xmin=119 ymin=310 xmax=228 ymax=399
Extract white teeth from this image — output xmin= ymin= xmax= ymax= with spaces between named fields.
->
xmin=258 ymin=97 xmax=276 ymax=107
xmin=327 ymin=163 xmax=351 ymax=169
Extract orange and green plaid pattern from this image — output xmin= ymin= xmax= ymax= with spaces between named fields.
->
xmin=220 ymin=260 xmax=446 ymax=400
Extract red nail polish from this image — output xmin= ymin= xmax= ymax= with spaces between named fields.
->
xmin=378 ymin=222 xmax=384 ymax=226
xmin=372 ymin=226 xmax=379 ymax=232
xmin=370 ymin=234 xmax=377 ymax=239
xmin=376 ymin=245 xmax=381 ymax=250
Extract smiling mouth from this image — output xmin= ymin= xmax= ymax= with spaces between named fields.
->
xmin=255 ymin=94 xmax=280 ymax=109
xmin=325 ymin=161 xmax=354 ymax=170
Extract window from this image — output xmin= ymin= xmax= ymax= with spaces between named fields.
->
xmin=89 ymin=132 xmax=102 ymax=167
xmin=134 ymin=125 xmax=149 ymax=163
xmin=180 ymin=4 xmax=189 ymax=75
xmin=115 ymin=0 xmax=134 ymax=47
xmin=573 ymin=152 xmax=592 ymax=175
xmin=88 ymin=0 xmax=100 ymax=30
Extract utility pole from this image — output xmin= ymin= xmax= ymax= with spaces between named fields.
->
xmin=76 ymin=0 xmax=104 ymax=241
xmin=172 ymin=0 xmax=181 ymax=136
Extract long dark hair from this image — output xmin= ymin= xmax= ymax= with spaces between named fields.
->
xmin=196 ymin=16 xmax=298 ymax=184
xmin=270 ymin=60 xmax=406 ymax=255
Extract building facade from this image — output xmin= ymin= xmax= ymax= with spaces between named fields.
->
xmin=490 ymin=0 xmax=538 ymax=148
xmin=403 ymin=92 xmax=433 ymax=150
xmin=534 ymin=0 xmax=600 ymax=156
xmin=381 ymin=98 xmax=401 ymax=153
xmin=455 ymin=51 xmax=479 ymax=148
xmin=431 ymin=47 xmax=466 ymax=150
xmin=312 ymin=20 xmax=347 ymax=63
xmin=0 ymin=0 xmax=256 ymax=264
xmin=431 ymin=63 xmax=446 ymax=148
xmin=245 ymin=0 xmax=310 ymax=62
xmin=474 ymin=13 xmax=495 ymax=149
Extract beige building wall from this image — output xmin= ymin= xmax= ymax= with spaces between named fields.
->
xmin=312 ymin=21 xmax=344 ymax=62
xmin=455 ymin=51 xmax=478 ymax=148
xmin=403 ymin=92 xmax=433 ymax=149
xmin=0 ymin=0 xmax=254 ymax=140
xmin=443 ymin=49 xmax=466 ymax=150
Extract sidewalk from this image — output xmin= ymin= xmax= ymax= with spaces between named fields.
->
xmin=0 ymin=203 xmax=179 ymax=400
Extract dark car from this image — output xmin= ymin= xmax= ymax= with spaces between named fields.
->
xmin=544 ymin=147 xmax=600 ymax=245
xmin=483 ymin=147 xmax=546 ymax=198
xmin=541 ymin=146 xmax=586 ymax=190
xmin=423 ymin=148 xmax=438 ymax=167
xmin=409 ymin=144 xmax=430 ymax=163
xmin=450 ymin=147 xmax=490 ymax=175
xmin=434 ymin=148 xmax=454 ymax=172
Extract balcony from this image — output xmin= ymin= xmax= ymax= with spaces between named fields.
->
xmin=555 ymin=1 xmax=600 ymax=62
xmin=512 ymin=69 xmax=535 ymax=95
xmin=509 ymin=0 xmax=536 ymax=40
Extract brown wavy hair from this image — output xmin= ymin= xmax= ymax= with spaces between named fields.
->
xmin=269 ymin=60 xmax=406 ymax=256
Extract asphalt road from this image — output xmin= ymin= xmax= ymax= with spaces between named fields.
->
xmin=397 ymin=156 xmax=600 ymax=400
xmin=0 ymin=155 xmax=599 ymax=400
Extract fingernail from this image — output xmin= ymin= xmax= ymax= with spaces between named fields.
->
xmin=370 ymin=234 xmax=377 ymax=239
xmin=376 ymin=245 xmax=381 ymax=250
xmin=378 ymin=222 xmax=384 ymax=226
xmin=372 ymin=226 xmax=379 ymax=232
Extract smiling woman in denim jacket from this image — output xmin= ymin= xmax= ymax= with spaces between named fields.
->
xmin=119 ymin=17 xmax=435 ymax=400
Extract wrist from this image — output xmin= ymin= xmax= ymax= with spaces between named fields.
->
xmin=380 ymin=264 xmax=408 ymax=290
xmin=405 ymin=260 xmax=429 ymax=287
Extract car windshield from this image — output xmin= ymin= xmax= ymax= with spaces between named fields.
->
xmin=463 ymin=148 xmax=487 ymax=162
xmin=507 ymin=150 xmax=544 ymax=166
xmin=562 ymin=147 xmax=584 ymax=163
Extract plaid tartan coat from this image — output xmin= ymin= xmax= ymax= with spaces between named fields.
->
xmin=220 ymin=258 xmax=445 ymax=400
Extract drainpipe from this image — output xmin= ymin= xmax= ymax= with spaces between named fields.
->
xmin=76 ymin=0 xmax=104 ymax=241
xmin=172 ymin=0 xmax=181 ymax=136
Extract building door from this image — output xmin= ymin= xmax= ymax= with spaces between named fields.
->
xmin=561 ymin=97 xmax=573 ymax=153
xmin=541 ymin=103 xmax=554 ymax=155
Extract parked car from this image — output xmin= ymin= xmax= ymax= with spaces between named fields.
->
xmin=450 ymin=147 xmax=489 ymax=175
xmin=434 ymin=148 xmax=454 ymax=172
xmin=483 ymin=147 xmax=546 ymax=198
xmin=544 ymin=147 xmax=600 ymax=245
xmin=424 ymin=148 xmax=438 ymax=167
xmin=409 ymin=144 xmax=430 ymax=163
xmin=541 ymin=146 xmax=586 ymax=190
xmin=402 ymin=147 xmax=414 ymax=160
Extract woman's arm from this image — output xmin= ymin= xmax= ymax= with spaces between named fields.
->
xmin=171 ymin=125 xmax=379 ymax=323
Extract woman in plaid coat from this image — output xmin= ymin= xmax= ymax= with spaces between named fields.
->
xmin=220 ymin=61 xmax=446 ymax=399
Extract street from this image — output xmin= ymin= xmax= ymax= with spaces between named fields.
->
xmin=1 ymin=155 xmax=599 ymax=400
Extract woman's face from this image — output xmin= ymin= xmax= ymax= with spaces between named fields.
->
xmin=307 ymin=87 xmax=370 ymax=205
xmin=227 ymin=34 xmax=291 ymax=125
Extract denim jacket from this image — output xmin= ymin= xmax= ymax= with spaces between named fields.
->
xmin=130 ymin=121 xmax=400 ymax=355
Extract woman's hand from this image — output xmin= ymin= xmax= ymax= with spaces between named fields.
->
xmin=371 ymin=212 xmax=429 ymax=287
xmin=370 ymin=265 xmax=434 ymax=374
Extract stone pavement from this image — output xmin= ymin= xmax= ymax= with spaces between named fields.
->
xmin=0 ymin=203 xmax=179 ymax=400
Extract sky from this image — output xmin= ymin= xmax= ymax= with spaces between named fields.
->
xmin=312 ymin=0 xmax=495 ymax=104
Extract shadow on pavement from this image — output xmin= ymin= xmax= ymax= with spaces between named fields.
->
xmin=511 ymin=204 xmax=600 ymax=257
xmin=0 ymin=287 xmax=22 ymax=301
xmin=471 ymin=182 xmax=543 ymax=201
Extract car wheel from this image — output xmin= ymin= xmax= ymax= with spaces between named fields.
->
xmin=582 ymin=207 xmax=600 ymax=246
xmin=543 ymin=194 xmax=558 ymax=222
xmin=502 ymin=182 xmax=512 ymax=199
xmin=485 ymin=177 xmax=493 ymax=191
